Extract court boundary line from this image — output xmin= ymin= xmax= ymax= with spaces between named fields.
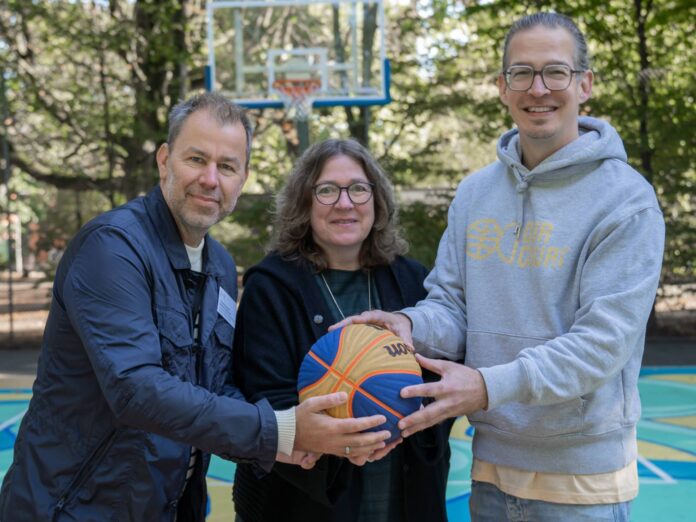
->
xmin=637 ymin=455 xmax=678 ymax=484
xmin=0 ymin=410 xmax=26 ymax=432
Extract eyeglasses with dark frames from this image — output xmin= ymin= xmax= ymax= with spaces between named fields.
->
xmin=313 ymin=182 xmax=375 ymax=205
xmin=504 ymin=64 xmax=586 ymax=92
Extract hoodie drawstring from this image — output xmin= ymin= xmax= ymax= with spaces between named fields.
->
xmin=513 ymin=167 xmax=529 ymax=238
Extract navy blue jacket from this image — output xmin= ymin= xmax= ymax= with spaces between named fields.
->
xmin=0 ymin=187 xmax=277 ymax=522
xmin=232 ymin=254 xmax=452 ymax=522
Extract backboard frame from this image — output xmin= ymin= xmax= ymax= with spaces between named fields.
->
xmin=205 ymin=0 xmax=391 ymax=109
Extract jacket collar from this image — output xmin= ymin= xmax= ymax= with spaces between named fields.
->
xmin=143 ymin=186 xmax=189 ymax=271
xmin=202 ymin=239 xmax=226 ymax=278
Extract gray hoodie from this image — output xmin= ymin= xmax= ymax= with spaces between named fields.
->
xmin=403 ymin=116 xmax=665 ymax=474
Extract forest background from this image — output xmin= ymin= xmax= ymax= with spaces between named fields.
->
xmin=0 ymin=0 xmax=694 ymax=332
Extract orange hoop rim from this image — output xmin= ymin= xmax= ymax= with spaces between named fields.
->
xmin=273 ymin=78 xmax=321 ymax=97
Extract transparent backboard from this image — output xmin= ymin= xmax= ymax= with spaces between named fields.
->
xmin=206 ymin=0 xmax=390 ymax=109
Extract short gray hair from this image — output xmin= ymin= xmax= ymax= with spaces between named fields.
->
xmin=502 ymin=13 xmax=590 ymax=72
xmin=167 ymin=92 xmax=253 ymax=171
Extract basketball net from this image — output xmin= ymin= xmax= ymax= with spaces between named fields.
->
xmin=273 ymin=78 xmax=321 ymax=121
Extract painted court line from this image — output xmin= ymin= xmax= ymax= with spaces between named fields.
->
xmin=0 ymin=410 xmax=26 ymax=433
xmin=637 ymin=454 xmax=677 ymax=484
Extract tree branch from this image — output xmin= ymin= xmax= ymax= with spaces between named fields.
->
xmin=11 ymin=145 xmax=120 ymax=192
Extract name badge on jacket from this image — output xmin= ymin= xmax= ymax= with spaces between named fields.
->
xmin=217 ymin=287 xmax=237 ymax=328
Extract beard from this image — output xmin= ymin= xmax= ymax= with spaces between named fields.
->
xmin=161 ymin=163 xmax=244 ymax=244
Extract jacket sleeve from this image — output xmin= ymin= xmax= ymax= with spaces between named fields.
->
xmin=233 ymin=268 xmax=354 ymax=506
xmin=61 ymin=226 xmax=277 ymax=472
xmin=480 ymin=207 xmax=665 ymax=409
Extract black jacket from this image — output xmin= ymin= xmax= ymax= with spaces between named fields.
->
xmin=232 ymin=253 xmax=452 ymax=522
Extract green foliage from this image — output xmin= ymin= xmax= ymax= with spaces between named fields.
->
xmin=210 ymin=194 xmax=275 ymax=272
xmin=1 ymin=0 xmax=203 ymax=199
xmin=399 ymin=198 xmax=451 ymax=269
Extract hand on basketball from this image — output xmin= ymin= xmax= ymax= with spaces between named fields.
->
xmin=397 ymin=354 xmax=489 ymax=437
xmin=294 ymin=392 xmax=392 ymax=458
xmin=330 ymin=310 xmax=414 ymax=347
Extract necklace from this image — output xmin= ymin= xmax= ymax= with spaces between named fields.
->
xmin=320 ymin=270 xmax=372 ymax=320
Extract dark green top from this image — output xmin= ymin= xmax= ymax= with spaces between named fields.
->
xmin=314 ymin=268 xmax=381 ymax=323
xmin=314 ymin=268 xmax=397 ymax=522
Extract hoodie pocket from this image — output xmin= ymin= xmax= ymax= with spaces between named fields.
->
xmin=470 ymin=398 xmax=586 ymax=438
xmin=466 ymin=330 xmax=587 ymax=438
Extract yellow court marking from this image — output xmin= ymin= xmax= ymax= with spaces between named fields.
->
xmin=638 ymin=439 xmax=696 ymax=462
xmin=655 ymin=415 xmax=696 ymax=429
xmin=450 ymin=416 xmax=472 ymax=440
xmin=206 ymin=478 xmax=235 ymax=522
xmin=0 ymin=393 xmax=32 ymax=401
xmin=645 ymin=374 xmax=696 ymax=385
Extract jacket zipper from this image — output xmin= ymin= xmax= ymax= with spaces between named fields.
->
xmin=169 ymin=342 xmax=203 ymax=521
xmin=52 ymin=429 xmax=118 ymax=520
xmin=171 ymin=278 xmax=206 ymax=520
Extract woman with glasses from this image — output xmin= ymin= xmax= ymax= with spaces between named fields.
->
xmin=231 ymin=138 xmax=452 ymax=522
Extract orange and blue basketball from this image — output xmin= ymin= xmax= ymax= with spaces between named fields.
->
xmin=297 ymin=323 xmax=423 ymax=441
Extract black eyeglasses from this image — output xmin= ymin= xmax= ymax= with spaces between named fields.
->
xmin=313 ymin=182 xmax=375 ymax=205
xmin=504 ymin=64 xmax=585 ymax=92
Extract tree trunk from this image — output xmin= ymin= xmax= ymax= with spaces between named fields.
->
xmin=634 ymin=0 xmax=658 ymax=334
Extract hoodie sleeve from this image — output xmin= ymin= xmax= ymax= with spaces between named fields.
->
xmin=480 ymin=205 xmax=665 ymax=409
xmin=401 ymin=195 xmax=468 ymax=361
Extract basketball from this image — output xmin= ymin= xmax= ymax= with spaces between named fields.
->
xmin=297 ymin=323 xmax=423 ymax=442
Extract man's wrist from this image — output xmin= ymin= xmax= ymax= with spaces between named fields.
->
xmin=394 ymin=311 xmax=414 ymax=331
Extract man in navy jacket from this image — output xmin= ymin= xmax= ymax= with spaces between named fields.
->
xmin=0 ymin=93 xmax=390 ymax=522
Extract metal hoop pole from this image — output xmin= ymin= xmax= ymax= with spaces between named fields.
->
xmin=297 ymin=120 xmax=310 ymax=155
xmin=273 ymin=79 xmax=320 ymax=154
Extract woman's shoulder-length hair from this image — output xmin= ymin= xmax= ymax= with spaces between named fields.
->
xmin=270 ymin=138 xmax=408 ymax=271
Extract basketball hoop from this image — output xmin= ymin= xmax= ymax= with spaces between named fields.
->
xmin=273 ymin=78 xmax=321 ymax=121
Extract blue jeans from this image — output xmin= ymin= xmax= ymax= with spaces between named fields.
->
xmin=470 ymin=480 xmax=632 ymax=522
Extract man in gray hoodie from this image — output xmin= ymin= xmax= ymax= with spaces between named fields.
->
xmin=336 ymin=12 xmax=665 ymax=521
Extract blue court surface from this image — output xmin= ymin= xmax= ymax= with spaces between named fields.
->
xmin=2 ymin=368 xmax=695 ymax=521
